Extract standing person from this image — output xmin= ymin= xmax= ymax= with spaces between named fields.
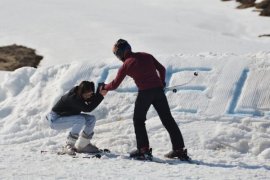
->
xmin=101 ymin=39 xmax=190 ymax=161
xmin=46 ymin=81 xmax=107 ymax=155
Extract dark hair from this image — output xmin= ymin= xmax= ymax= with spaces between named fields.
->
xmin=77 ymin=81 xmax=95 ymax=96
xmin=113 ymin=39 xmax=131 ymax=61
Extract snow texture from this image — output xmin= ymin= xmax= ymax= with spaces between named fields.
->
xmin=1 ymin=53 xmax=270 ymax=179
xmin=1 ymin=0 xmax=270 ymax=179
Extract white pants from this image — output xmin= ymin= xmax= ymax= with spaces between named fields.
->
xmin=46 ymin=111 xmax=96 ymax=137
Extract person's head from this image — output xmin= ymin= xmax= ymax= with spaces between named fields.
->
xmin=113 ymin=39 xmax=132 ymax=62
xmin=77 ymin=81 xmax=95 ymax=101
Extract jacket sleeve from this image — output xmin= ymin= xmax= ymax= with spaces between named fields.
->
xmin=68 ymin=93 xmax=104 ymax=113
xmin=80 ymin=93 xmax=104 ymax=112
xmin=104 ymin=64 xmax=127 ymax=91
xmin=152 ymin=56 xmax=166 ymax=83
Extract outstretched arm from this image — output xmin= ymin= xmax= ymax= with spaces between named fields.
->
xmin=104 ymin=65 xmax=127 ymax=91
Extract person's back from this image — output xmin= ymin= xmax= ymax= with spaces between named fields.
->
xmin=105 ymin=51 xmax=165 ymax=91
xmin=124 ymin=52 xmax=164 ymax=90
xmin=52 ymin=86 xmax=104 ymax=116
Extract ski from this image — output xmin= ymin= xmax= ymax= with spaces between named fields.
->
xmin=41 ymin=149 xmax=200 ymax=165
xmin=79 ymin=149 xmax=111 ymax=159
xmin=131 ymin=156 xmax=200 ymax=165
xmin=41 ymin=148 xmax=111 ymax=159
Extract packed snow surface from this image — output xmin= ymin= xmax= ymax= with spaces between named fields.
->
xmin=1 ymin=0 xmax=270 ymax=179
xmin=1 ymin=53 xmax=270 ymax=179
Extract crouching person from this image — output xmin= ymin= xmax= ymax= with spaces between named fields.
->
xmin=46 ymin=81 xmax=107 ymax=155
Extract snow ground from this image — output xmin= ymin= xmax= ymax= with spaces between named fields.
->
xmin=1 ymin=54 xmax=270 ymax=179
xmin=0 ymin=0 xmax=270 ymax=179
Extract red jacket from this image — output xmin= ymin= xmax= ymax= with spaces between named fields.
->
xmin=104 ymin=52 xmax=165 ymax=91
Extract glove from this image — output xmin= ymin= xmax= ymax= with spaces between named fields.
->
xmin=96 ymin=82 xmax=105 ymax=94
xmin=163 ymin=82 xmax=166 ymax=88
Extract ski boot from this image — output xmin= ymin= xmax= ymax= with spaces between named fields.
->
xmin=63 ymin=144 xmax=77 ymax=156
xmin=164 ymin=148 xmax=190 ymax=161
xmin=76 ymin=142 xmax=100 ymax=153
xmin=130 ymin=147 xmax=153 ymax=161
xmin=75 ymin=132 xmax=100 ymax=154
xmin=62 ymin=133 xmax=78 ymax=156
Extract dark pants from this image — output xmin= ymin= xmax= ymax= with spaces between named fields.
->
xmin=133 ymin=87 xmax=185 ymax=150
